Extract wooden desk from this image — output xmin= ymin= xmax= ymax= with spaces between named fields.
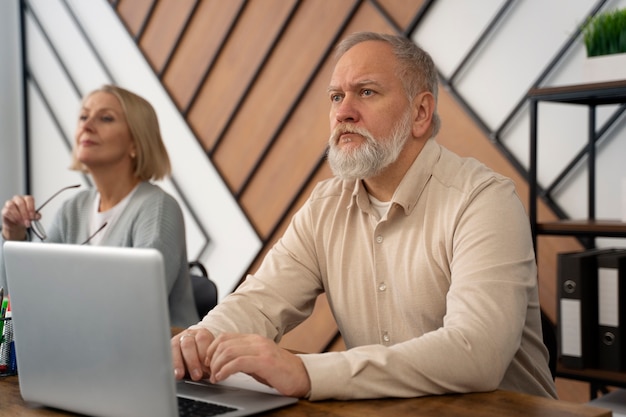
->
xmin=0 ymin=375 xmax=611 ymax=417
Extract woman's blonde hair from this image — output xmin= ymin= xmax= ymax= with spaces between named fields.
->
xmin=70 ymin=84 xmax=171 ymax=181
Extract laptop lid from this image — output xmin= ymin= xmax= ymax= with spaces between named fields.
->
xmin=3 ymin=241 xmax=297 ymax=417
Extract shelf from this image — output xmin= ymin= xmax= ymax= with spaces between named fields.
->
xmin=537 ymin=220 xmax=626 ymax=237
xmin=557 ymin=362 xmax=626 ymax=388
xmin=528 ymin=80 xmax=626 ymax=237
xmin=527 ymin=80 xmax=626 ymax=105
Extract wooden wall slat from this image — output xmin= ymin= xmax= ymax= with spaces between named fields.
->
xmin=139 ymin=0 xmax=196 ymax=73
xmin=187 ymin=0 xmax=298 ymax=152
xmin=376 ymin=0 xmax=426 ymax=30
xmin=162 ymin=0 xmax=244 ymax=110
xmin=240 ymin=62 xmax=333 ymax=237
xmin=247 ymin=163 xmax=334 ymax=277
xmin=213 ymin=0 xmax=358 ymax=193
xmin=278 ymin=294 xmax=338 ymax=353
xmin=115 ymin=0 xmax=154 ymax=37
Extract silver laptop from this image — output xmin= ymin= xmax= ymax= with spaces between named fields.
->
xmin=3 ymin=241 xmax=297 ymax=417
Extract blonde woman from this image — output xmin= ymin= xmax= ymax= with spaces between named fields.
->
xmin=1 ymin=85 xmax=199 ymax=327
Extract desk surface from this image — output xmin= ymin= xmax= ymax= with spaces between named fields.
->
xmin=0 ymin=375 xmax=611 ymax=417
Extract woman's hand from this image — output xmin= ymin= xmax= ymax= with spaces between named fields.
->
xmin=1 ymin=195 xmax=38 ymax=240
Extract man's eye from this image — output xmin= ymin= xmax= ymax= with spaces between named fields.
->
xmin=330 ymin=94 xmax=342 ymax=103
xmin=362 ymin=89 xmax=374 ymax=97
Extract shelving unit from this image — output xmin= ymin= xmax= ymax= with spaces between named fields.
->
xmin=528 ymin=80 xmax=626 ymax=244
xmin=527 ymin=80 xmax=626 ymax=398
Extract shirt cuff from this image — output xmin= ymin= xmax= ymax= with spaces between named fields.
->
xmin=298 ymin=352 xmax=350 ymax=401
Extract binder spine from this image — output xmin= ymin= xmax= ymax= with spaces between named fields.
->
xmin=596 ymin=253 xmax=626 ymax=371
xmin=557 ymin=252 xmax=598 ymax=369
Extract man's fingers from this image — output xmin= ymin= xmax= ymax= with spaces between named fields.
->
xmin=170 ymin=336 xmax=187 ymax=380
xmin=179 ymin=332 xmax=205 ymax=380
xmin=171 ymin=329 xmax=215 ymax=381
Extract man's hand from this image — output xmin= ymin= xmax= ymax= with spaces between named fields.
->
xmin=172 ymin=328 xmax=215 ymax=381
xmin=206 ymin=333 xmax=311 ymax=398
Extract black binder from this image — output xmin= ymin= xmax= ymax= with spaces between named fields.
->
xmin=596 ymin=250 xmax=626 ymax=371
xmin=557 ymin=250 xmax=600 ymax=369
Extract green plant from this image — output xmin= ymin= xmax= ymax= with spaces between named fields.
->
xmin=582 ymin=8 xmax=626 ymax=57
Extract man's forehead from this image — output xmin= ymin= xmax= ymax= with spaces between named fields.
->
xmin=329 ymin=58 xmax=397 ymax=92
xmin=330 ymin=41 xmax=396 ymax=83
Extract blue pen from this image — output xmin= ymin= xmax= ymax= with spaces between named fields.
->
xmin=8 ymin=340 xmax=16 ymax=374
xmin=0 ymin=287 xmax=4 ymax=324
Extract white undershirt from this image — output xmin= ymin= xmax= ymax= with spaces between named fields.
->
xmin=368 ymin=193 xmax=392 ymax=220
xmin=87 ymin=185 xmax=138 ymax=245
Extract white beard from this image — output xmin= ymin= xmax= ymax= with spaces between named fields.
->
xmin=327 ymin=109 xmax=413 ymax=180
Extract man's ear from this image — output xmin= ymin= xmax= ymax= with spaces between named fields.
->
xmin=411 ymin=92 xmax=435 ymax=138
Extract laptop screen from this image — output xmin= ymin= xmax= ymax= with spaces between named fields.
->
xmin=4 ymin=242 xmax=178 ymax=417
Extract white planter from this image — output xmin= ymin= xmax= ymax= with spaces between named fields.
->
xmin=583 ymin=53 xmax=626 ymax=83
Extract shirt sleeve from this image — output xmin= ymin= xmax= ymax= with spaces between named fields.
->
xmin=192 ymin=197 xmax=325 ymax=341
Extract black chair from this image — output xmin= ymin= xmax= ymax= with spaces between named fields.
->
xmin=188 ymin=261 xmax=218 ymax=318
xmin=540 ymin=308 xmax=557 ymax=380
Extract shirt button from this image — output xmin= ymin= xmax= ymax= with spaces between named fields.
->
xmin=383 ymin=332 xmax=390 ymax=343
xmin=378 ymin=283 xmax=387 ymax=292
xmin=376 ymin=235 xmax=383 ymax=243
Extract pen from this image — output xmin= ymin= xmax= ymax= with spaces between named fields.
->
xmin=0 ymin=297 xmax=7 ymax=319
xmin=0 ymin=306 xmax=11 ymax=373
xmin=0 ymin=298 xmax=8 ymax=342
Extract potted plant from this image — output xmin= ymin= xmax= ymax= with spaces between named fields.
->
xmin=581 ymin=7 xmax=626 ymax=83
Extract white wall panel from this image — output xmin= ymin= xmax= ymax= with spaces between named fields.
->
xmin=412 ymin=0 xmax=505 ymax=78
xmin=27 ymin=0 xmax=109 ymax=96
xmin=27 ymin=83 xmax=86 ymax=229
xmin=26 ymin=10 xmax=82 ymax=140
xmin=456 ymin=0 xmax=595 ymax=131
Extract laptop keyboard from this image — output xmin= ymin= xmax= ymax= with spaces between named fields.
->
xmin=178 ymin=396 xmax=238 ymax=416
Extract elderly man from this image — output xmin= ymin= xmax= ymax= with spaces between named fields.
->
xmin=172 ymin=32 xmax=557 ymax=401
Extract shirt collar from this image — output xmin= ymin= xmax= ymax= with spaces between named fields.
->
xmin=347 ymin=138 xmax=441 ymax=216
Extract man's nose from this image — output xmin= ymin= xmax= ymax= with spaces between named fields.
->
xmin=334 ymin=96 xmax=359 ymax=123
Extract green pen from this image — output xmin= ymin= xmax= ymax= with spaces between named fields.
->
xmin=0 ymin=298 xmax=7 ymax=318
xmin=0 ymin=298 xmax=8 ymax=341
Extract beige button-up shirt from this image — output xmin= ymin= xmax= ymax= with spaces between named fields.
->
xmin=195 ymin=139 xmax=557 ymax=400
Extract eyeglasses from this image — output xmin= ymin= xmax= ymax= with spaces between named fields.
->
xmin=31 ymin=184 xmax=81 ymax=241
xmin=81 ymin=222 xmax=108 ymax=246
xmin=31 ymin=184 xmax=108 ymax=245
